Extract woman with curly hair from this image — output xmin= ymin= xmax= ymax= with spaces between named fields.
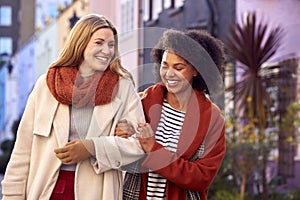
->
xmin=116 ymin=29 xmax=226 ymax=200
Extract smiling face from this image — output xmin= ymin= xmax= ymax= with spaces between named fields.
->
xmin=160 ymin=50 xmax=198 ymax=97
xmin=79 ymin=28 xmax=115 ymax=75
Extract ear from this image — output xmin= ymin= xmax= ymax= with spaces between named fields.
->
xmin=192 ymin=66 xmax=198 ymax=77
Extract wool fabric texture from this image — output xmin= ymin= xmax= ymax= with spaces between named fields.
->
xmin=46 ymin=66 xmax=119 ymax=108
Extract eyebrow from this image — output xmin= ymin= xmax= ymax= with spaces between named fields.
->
xmin=94 ymin=37 xmax=115 ymax=42
xmin=162 ymin=61 xmax=187 ymax=67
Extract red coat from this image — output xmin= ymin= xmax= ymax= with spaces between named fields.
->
xmin=138 ymin=83 xmax=226 ymax=200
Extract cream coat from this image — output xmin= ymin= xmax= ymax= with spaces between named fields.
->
xmin=1 ymin=74 xmax=145 ymax=200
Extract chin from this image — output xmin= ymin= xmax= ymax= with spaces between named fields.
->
xmin=166 ymin=87 xmax=178 ymax=94
xmin=96 ymin=65 xmax=109 ymax=71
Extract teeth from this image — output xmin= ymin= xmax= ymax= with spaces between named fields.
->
xmin=167 ymin=80 xmax=178 ymax=84
xmin=97 ymin=56 xmax=108 ymax=61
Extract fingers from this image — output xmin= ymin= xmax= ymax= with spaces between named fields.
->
xmin=117 ymin=133 xmax=131 ymax=138
xmin=54 ymin=146 xmax=68 ymax=154
xmin=54 ymin=140 xmax=91 ymax=165
xmin=115 ymin=119 xmax=135 ymax=137
xmin=65 ymin=140 xmax=77 ymax=146
xmin=54 ymin=148 xmax=73 ymax=164
xmin=136 ymin=123 xmax=154 ymax=138
xmin=56 ymin=152 xmax=72 ymax=163
xmin=116 ymin=121 xmax=129 ymax=138
xmin=55 ymin=151 xmax=69 ymax=159
xmin=54 ymin=141 xmax=77 ymax=164
xmin=136 ymin=123 xmax=155 ymax=153
xmin=54 ymin=140 xmax=77 ymax=154
xmin=116 ymin=121 xmax=128 ymax=134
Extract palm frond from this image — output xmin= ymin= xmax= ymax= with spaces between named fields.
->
xmin=225 ymin=11 xmax=283 ymax=128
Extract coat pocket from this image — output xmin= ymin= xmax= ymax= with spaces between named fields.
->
xmin=2 ymin=181 xmax=25 ymax=196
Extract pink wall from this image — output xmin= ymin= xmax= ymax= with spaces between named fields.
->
xmin=237 ymin=0 xmax=300 ymax=62
xmin=89 ymin=1 xmax=117 ymax=25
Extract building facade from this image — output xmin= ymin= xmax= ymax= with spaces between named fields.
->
xmin=141 ymin=0 xmax=236 ymax=90
xmin=0 ymin=0 xmax=20 ymax=141
xmin=237 ymin=0 xmax=300 ymax=190
xmin=0 ymin=0 xmax=20 ymax=56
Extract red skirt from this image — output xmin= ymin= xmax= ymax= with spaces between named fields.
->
xmin=50 ymin=170 xmax=75 ymax=200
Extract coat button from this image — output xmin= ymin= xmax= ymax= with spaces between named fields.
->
xmin=115 ymin=161 xmax=121 ymax=167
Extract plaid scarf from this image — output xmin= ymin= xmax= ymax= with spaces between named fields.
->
xmin=46 ymin=66 xmax=119 ymax=108
xmin=122 ymin=158 xmax=145 ymax=200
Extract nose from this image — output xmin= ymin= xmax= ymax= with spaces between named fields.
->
xmin=165 ymin=68 xmax=175 ymax=77
xmin=101 ymin=44 xmax=110 ymax=54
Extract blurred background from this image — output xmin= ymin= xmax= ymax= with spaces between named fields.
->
xmin=0 ymin=0 xmax=300 ymax=199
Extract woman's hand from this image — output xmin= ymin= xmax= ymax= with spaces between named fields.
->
xmin=115 ymin=119 xmax=134 ymax=138
xmin=54 ymin=140 xmax=91 ymax=164
xmin=137 ymin=123 xmax=155 ymax=153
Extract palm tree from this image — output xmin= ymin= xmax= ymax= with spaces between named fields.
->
xmin=225 ymin=11 xmax=284 ymax=200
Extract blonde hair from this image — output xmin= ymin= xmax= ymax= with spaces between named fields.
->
xmin=50 ymin=13 xmax=133 ymax=82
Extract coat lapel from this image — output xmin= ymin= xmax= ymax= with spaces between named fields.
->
xmin=53 ymin=104 xmax=70 ymax=147
xmin=51 ymin=95 xmax=122 ymax=146
xmin=142 ymin=84 xmax=212 ymax=160
xmin=34 ymin=91 xmax=70 ymax=148
xmin=177 ymin=90 xmax=212 ymax=159
xmin=87 ymin=97 xmax=122 ymax=137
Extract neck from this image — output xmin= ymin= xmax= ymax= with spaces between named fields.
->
xmin=80 ymin=72 xmax=95 ymax=77
xmin=166 ymin=88 xmax=193 ymax=111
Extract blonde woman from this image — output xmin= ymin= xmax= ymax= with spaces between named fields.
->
xmin=1 ymin=14 xmax=145 ymax=200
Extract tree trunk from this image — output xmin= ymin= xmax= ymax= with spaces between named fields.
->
xmin=240 ymin=174 xmax=247 ymax=200
xmin=261 ymin=151 xmax=269 ymax=200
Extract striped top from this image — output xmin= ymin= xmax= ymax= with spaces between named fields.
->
xmin=146 ymin=100 xmax=186 ymax=199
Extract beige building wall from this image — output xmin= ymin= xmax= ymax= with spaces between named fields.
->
xmin=57 ymin=1 xmax=90 ymax=53
xmin=34 ymin=0 xmax=90 ymax=79
xmin=35 ymin=22 xmax=59 ymax=78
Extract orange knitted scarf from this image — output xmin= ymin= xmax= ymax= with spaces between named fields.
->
xmin=46 ymin=66 xmax=119 ymax=108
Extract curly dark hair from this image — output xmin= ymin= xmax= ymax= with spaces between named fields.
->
xmin=151 ymin=29 xmax=225 ymax=95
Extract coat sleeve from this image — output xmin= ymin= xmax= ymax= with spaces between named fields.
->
xmin=91 ymin=79 xmax=145 ymax=174
xmin=1 ymin=78 xmax=41 ymax=199
xmin=142 ymin=107 xmax=226 ymax=192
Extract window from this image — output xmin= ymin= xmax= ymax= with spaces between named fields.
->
xmin=143 ymin=0 xmax=150 ymax=21
xmin=152 ymin=0 xmax=162 ymax=20
xmin=0 ymin=37 xmax=12 ymax=55
xmin=164 ymin=0 xmax=172 ymax=9
xmin=143 ymin=0 xmax=184 ymax=22
xmin=121 ymin=0 xmax=134 ymax=34
xmin=48 ymin=2 xmax=59 ymax=19
xmin=175 ymin=0 xmax=184 ymax=8
xmin=0 ymin=6 xmax=12 ymax=26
